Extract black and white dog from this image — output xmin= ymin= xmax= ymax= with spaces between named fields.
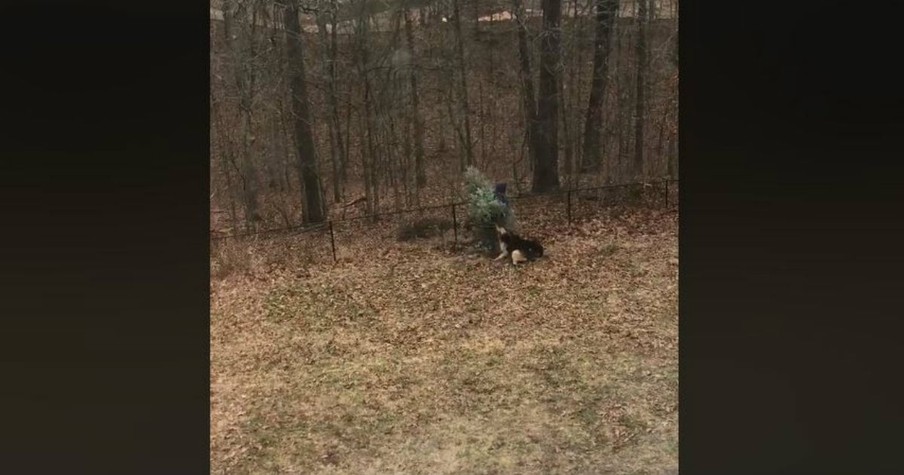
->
xmin=494 ymin=225 xmax=544 ymax=265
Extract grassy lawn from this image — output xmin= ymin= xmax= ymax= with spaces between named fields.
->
xmin=211 ymin=210 xmax=678 ymax=474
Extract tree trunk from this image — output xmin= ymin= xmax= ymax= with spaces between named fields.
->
xmin=403 ymin=7 xmax=427 ymax=188
xmin=451 ymin=0 xmax=474 ymax=171
xmin=284 ymin=2 xmax=325 ymax=224
xmin=581 ymin=0 xmax=619 ymax=172
xmin=532 ymin=0 xmax=562 ymax=193
xmin=668 ymin=134 xmax=678 ymax=179
xmin=356 ymin=10 xmax=379 ymax=220
xmin=223 ymin=0 xmax=262 ymax=230
xmin=512 ymin=0 xmax=540 ymax=175
xmin=561 ymin=80 xmax=572 ymax=184
xmin=561 ymin=0 xmax=582 ymax=185
xmin=632 ymin=0 xmax=648 ymax=180
xmin=211 ymin=98 xmax=242 ymax=237
xmin=478 ymin=77 xmax=486 ymax=168
xmin=331 ymin=0 xmax=348 ymax=185
xmin=315 ymin=9 xmax=342 ymax=204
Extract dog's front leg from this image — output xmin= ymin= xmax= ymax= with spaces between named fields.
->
xmin=493 ymin=240 xmax=509 ymax=261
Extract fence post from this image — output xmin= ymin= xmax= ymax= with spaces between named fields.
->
xmin=328 ymin=220 xmax=337 ymax=263
xmin=566 ymin=190 xmax=573 ymax=225
xmin=451 ymin=203 xmax=458 ymax=250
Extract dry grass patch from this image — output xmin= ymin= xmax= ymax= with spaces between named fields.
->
xmin=212 ymin=209 xmax=678 ymax=474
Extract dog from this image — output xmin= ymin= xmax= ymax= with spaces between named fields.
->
xmin=494 ymin=225 xmax=544 ymax=265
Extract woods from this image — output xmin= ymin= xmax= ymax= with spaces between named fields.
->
xmin=210 ymin=0 xmax=679 ymax=234
xmin=210 ymin=2 xmax=680 ymax=470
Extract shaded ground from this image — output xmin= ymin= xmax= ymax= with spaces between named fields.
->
xmin=211 ymin=209 xmax=678 ymax=474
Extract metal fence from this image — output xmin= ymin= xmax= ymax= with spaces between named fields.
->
xmin=211 ymin=179 xmax=678 ymax=264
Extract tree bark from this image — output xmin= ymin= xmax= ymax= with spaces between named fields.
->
xmin=330 ymin=0 xmax=348 ymax=185
xmin=284 ymin=1 xmax=326 ymax=224
xmin=581 ymin=0 xmax=619 ymax=172
xmin=451 ymin=0 xmax=474 ymax=171
xmin=632 ymin=0 xmax=648 ymax=180
xmin=532 ymin=0 xmax=562 ymax=193
xmin=356 ymin=8 xmax=379 ymax=219
xmin=315 ymin=8 xmax=343 ymax=204
xmin=561 ymin=0 xmax=582 ymax=183
xmin=403 ymin=7 xmax=427 ymax=188
xmin=223 ymin=0 xmax=262 ymax=229
xmin=512 ymin=0 xmax=540 ymax=174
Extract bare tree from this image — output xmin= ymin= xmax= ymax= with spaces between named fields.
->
xmin=211 ymin=98 xmax=242 ymax=237
xmin=378 ymin=15 xmax=408 ymax=210
xmin=316 ymin=0 xmax=346 ymax=204
xmin=533 ymin=0 xmax=563 ymax=193
xmin=355 ymin=2 xmax=380 ymax=218
xmin=403 ymin=5 xmax=427 ymax=189
xmin=222 ymin=0 xmax=262 ymax=229
xmin=581 ymin=0 xmax=619 ymax=172
xmin=633 ymin=0 xmax=649 ymax=180
xmin=451 ymin=0 xmax=475 ymax=171
xmin=332 ymin=0 xmax=349 ymax=186
xmin=284 ymin=1 xmax=326 ymax=224
xmin=667 ymin=31 xmax=678 ymax=178
xmin=512 ymin=0 xmax=540 ymax=171
xmin=558 ymin=0 xmax=592 ymax=184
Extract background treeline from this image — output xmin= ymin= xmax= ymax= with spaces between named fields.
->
xmin=209 ymin=0 xmax=678 ymax=234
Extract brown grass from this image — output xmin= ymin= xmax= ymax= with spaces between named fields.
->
xmin=211 ymin=209 xmax=678 ymax=474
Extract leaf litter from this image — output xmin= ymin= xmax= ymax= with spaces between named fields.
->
xmin=211 ymin=207 xmax=678 ymax=474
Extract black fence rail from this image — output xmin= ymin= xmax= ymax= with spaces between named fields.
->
xmin=211 ymin=179 xmax=678 ymax=264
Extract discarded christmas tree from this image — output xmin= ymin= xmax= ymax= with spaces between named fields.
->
xmin=462 ymin=167 xmax=517 ymax=253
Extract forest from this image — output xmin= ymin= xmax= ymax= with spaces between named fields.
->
xmin=209 ymin=0 xmax=678 ymax=236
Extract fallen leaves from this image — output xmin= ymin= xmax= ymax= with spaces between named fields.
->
xmin=211 ymin=208 xmax=678 ymax=474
